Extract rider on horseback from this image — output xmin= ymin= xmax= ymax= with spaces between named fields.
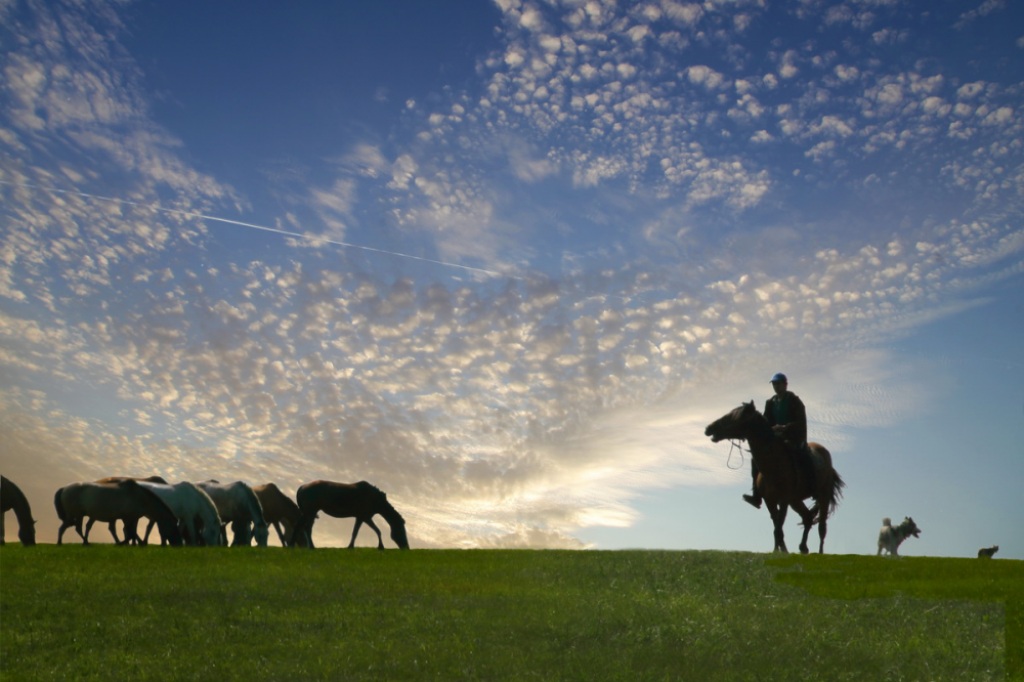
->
xmin=743 ymin=372 xmax=809 ymax=509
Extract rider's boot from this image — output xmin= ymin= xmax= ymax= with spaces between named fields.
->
xmin=742 ymin=486 xmax=762 ymax=509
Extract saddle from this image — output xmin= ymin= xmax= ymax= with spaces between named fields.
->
xmin=783 ymin=440 xmax=817 ymax=491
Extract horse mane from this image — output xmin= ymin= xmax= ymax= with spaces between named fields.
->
xmin=377 ymin=492 xmax=406 ymax=525
xmin=355 ymin=481 xmax=405 ymax=524
xmin=741 ymin=401 xmax=775 ymax=441
xmin=355 ymin=480 xmax=382 ymax=495
xmin=2 ymin=476 xmax=34 ymax=522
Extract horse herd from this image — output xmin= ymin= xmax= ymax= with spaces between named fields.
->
xmin=0 ymin=475 xmax=410 ymax=550
xmin=5 ymin=402 xmax=839 ymax=554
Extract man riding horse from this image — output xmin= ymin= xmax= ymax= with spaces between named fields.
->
xmin=743 ymin=372 xmax=812 ymax=509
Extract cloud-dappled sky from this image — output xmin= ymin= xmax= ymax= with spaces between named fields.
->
xmin=2 ymin=0 xmax=1022 ymax=556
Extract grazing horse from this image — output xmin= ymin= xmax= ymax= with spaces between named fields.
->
xmin=137 ymin=481 xmax=224 ymax=546
xmin=705 ymin=402 xmax=845 ymax=554
xmin=54 ymin=480 xmax=183 ymax=546
xmin=1 ymin=475 xmax=37 ymax=546
xmin=252 ymin=483 xmax=309 ymax=547
xmin=95 ymin=476 xmax=169 ymax=545
xmin=197 ymin=481 xmax=270 ymax=547
xmin=297 ymin=480 xmax=409 ymax=550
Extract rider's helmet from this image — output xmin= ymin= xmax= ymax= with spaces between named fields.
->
xmin=770 ymin=372 xmax=787 ymax=383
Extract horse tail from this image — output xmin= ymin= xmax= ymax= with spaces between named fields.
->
xmin=824 ymin=468 xmax=845 ymax=519
xmin=292 ymin=483 xmax=316 ymax=548
xmin=53 ymin=487 xmax=66 ymax=521
xmin=296 ymin=482 xmax=313 ymax=513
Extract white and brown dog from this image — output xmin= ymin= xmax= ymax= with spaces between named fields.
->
xmin=877 ymin=516 xmax=921 ymax=556
xmin=977 ymin=545 xmax=999 ymax=559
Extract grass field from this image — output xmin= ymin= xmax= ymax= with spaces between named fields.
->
xmin=1 ymin=546 xmax=1020 ymax=680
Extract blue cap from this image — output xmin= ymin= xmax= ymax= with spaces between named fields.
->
xmin=770 ymin=372 xmax=787 ymax=383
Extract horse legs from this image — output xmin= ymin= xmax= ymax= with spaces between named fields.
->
xmin=230 ymin=519 xmax=252 ymax=546
xmin=271 ymin=521 xmax=287 ymax=546
xmin=816 ymin=501 xmax=828 ymax=554
xmin=57 ymin=519 xmax=74 ymax=545
xmin=123 ymin=518 xmax=143 ymax=545
xmin=142 ymin=519 xmax=157 ymax=545
xmin=766 ymin=502 xmax=789 ymax=553
xmin=298 ymin=514 xmax=317 ymax=549
xmin=363 ymin=518 xmax=386 ymax=550
xmin=347 ymin=518 xmax=364 ymax=549
xmin=790 ymin=501 xmax=817 ymax=555
xmin=186 ymin=518 xmax=202 ymax=546
xmin=83 ymin=517 xmax=97 ymax=545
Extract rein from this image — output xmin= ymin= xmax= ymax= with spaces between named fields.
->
xmin=725 ymin=439 xmax=748 ymax=470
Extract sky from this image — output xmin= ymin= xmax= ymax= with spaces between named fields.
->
xmin=1 ymin=0 xmax=1022 ymax=557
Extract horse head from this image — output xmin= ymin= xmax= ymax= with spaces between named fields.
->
xmin=704 ymin=401 xmax=761 ymax=443
xmin=253 ymin=521 xmax=270 ymax=547
xmin=18 ymin=520 xmax=37 ymax=546
xmin=389 ymin=513 xmax=410 ymax=550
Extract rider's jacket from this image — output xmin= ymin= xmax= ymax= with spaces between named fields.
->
xmin=764 ymin=390 xmax=807 ymax=445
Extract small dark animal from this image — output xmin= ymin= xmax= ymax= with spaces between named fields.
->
xmin=877 ymin=516 xmax=921 ymax=556
xmin=977 ymin=545 xmax=999 ymax=559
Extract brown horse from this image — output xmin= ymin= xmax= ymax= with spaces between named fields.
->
xmin=54 ymin=480 xmax=183 ymax=546
xmin=705 ymin=402 xmax=845 ymax=554
xmin=252 ymin=483 xmax=309 ymax=547
xmin=95 ymin=476 xmax=169 ymax=545
xmin=296 ymin=480 xmax=409 ymax=550
xmin=1 ymin=475 xmax=37 ymax=546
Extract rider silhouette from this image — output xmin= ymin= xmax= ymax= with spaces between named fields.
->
xmin=743 ymin=372 xmax=808 ymax=509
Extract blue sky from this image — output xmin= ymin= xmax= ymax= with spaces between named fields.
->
xmin=1 ymin=0 xmax=1022 ymax=557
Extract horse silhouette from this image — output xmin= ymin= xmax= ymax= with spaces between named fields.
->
xmin=54 ymin=480 xmax=182 ymax=546
xmin=95 ymin=476 xmax=169 ymax=544
xmin=137 ymin=480 xmax=224 ymax=546
xmin=197 ymin=481 xmax=269 ymax=547
xmin=706 ymin=401 xmax=844 ymax=554
xmin=296 ymin=480 xmax=409 ymax=550
xmin=253 ymin=483 xmax=309 ymax=547
xmin=1 ymin=475 xmax=37 ymax=546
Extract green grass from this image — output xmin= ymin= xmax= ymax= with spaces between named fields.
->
xmin=1 ymin=546 xmax=1019 ymax=681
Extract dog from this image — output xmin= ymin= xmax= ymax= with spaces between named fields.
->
xmin=877 ymin=516 xmax=921 ymax=556
xmin=977 ymin=545 xmax=999 ymax=559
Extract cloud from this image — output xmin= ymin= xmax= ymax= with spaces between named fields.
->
xmin=2 ymin=0 xmax=1022 ymax=549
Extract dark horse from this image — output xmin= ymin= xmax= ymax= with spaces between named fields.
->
xmin=296 ymin=480 xmax=409 ymax=550
xmin=705 ymin=402 xmax=845 ymax=554
xmin=1 ymin=475 xmax=37 ymax=546
xmin=253 ymin=483 xmax=309 ymax=547
xmin=54 ymin=480 xmax=183 ymax=546
xmin=95 ymin=475 xmax=169 ymax=545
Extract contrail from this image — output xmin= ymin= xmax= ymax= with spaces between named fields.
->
xmin=0 ymin=180 xmax=510 ymax=278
